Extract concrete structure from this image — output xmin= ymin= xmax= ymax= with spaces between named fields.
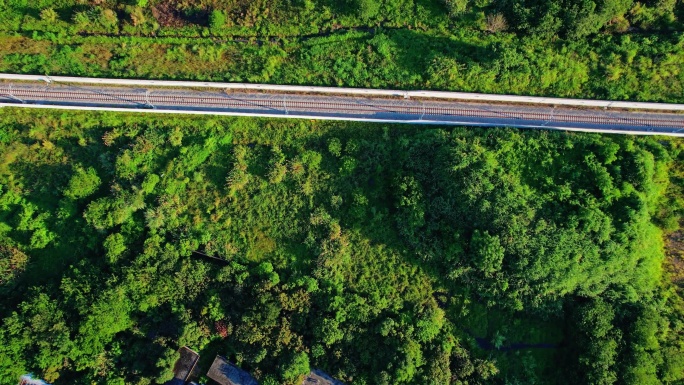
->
xmin=207 ymin=356 xmax=258 ymax=385
xmin=166 ymin=347 xmax=200 ymax=385
xmin=1 ymin=78 xmax=684 ymax=137
xmin=18 ymin=375 xmax=50 ymax=385
xmin=302 ymin=369 xmax=344 ymax=385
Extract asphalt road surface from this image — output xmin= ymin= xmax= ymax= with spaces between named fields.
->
xmin=2 ymin=81 xmax=684 ymax=136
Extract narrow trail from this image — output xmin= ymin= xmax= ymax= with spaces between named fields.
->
xmin=464 ymin=329 xmax=560 ymax=351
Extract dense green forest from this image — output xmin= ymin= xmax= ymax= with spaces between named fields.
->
xmin=0 ymin=109 xmax=683 ymax=384
xmin=0 ymin=0 xmax=683 ymax=101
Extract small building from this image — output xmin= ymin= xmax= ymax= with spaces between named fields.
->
xmin=302 ymin=369 xmax=344 ymax=385
xmin=166 ymin=346 xmax=200 ymax=385
xmin=18 ymin=375 xmax=50 ymax=385
xmin=207 ymin=355 xmax=258 ymax=385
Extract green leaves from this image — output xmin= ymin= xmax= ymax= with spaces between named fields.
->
xmin=64 ymin=166 xmax=101 ymax=200
xmin=470 ymin=230 xmax=505 ymax=276
xmin=0 ymin=110 xmax=682 ymax=385
xmin=0 ymin=292 xmax=74 ymax=383
xmin=103 ymin=233 xmax=127 ymax=264
xmin=281 ymin=351 xmax=310 ymax=382
xmin=209 ymin=10 xmax=227 ymax=30
xmin=415 ymin=306 xmax=445 ymax=343
xmin=74 ymin=287 xmax=133 ymax=370
xmin=84 ymin=192 xmax=145 ymax=231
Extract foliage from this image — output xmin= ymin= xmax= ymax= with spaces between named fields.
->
xmin=63 ymin=166 xmax=101 ymax=200
xmin=0 ymin=245 xmax=27 ymax=285
xmin=0 ymin=109 xmax=682 ymax=385
xmin=469 ymin=230 xmax=504 ymax=276
xmin=209 ymin=10 xmax=227 ymax=30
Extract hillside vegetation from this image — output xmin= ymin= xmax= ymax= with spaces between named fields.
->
xmin=0 ymin=110 xmax=683 ymax=384
xmin=0 ymin=0 xmax=683 ymax=101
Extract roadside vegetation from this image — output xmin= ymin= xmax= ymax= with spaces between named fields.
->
xmin=0 ymin=0 xmax=683 ymax=101
xmin=0 ymin=110 xmax=683 ymax=384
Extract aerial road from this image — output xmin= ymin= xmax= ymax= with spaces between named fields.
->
xmin=1 ymin=73 xmax=684 ymax=137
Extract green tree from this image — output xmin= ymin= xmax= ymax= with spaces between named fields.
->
xmin=470 ymin=230 xmax=504 ymax=275
xmin=621 ymin=305 xmax=663 ymax=385
xmin=209 ymin=10 xmax=227 ymax=29
xmin=328 ymin=138 xmax=342 ymax=157
xmin=569 ymin=299 xmax=620 ymax=385
xmin=444 ymin=0 xmax=469 ymax=15
xmin=73 ymin=11 xmax=91 ymax=28
xmin=415 ymin=305 xmax=445 ymax=343
xmin=0 ymin=245 xmax=28 ymax=284
xmin=155 ymin=348 xmax=177 ymax=384
xmin=281 ymin=351 xmax=310 ymax=382
xmin=317 ymin=318 xmax=344 ymax=346
xmin=64 ymin=166 xmax=101 ymax=200
xmin=40 ymin=8 xmax=58 ymax=22
xmin=98 ymin=8 xmax=118 ymax=29
xmin=1 ymin=293 xmax=74 ymax=383
xmin=141 ymin=173 xmax=160 ymax=194
xmin=103 ymin=233 xmax=127 ymax=264
xmin=358 ymin=0 xmax=380 ymax=20
xmin=75 ymin=287 xmax=133 ymax=370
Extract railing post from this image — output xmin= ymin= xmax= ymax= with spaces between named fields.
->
xmin=145 ymin=90 xmax=155 ymax=109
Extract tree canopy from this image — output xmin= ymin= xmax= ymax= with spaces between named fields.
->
xmin=0 ymin=109 xmax=682 ymax=385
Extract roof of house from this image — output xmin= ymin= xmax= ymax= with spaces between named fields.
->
xmin=302 ymin=369 xmax=344 ymax=385
xmin=207 ymin=356 xmax=258 ymax=385
xmin=166 ymin=346 xmax=200 ymax=385
xmin=18 ymin=375 xmax=50 ymax=385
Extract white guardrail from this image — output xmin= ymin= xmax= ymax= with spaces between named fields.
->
xmin=1 ymin=73 xmax=684 ymax=111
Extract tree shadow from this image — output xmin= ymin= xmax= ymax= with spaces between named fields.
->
xmin=7 ymin=160 xmax=71 ymax=210
xmin=384 ymin=29 xmax=499 ymax=88
xmin=294 ymin=28 xmax=496 ymax=89
xmin=205 ymin=143 xmax=233 ymax=188
xmin=318 ymin=0 xmax=356 ymax=17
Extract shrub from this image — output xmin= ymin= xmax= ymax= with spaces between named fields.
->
xmin=281 ymin=352 xmax=310 ymax=381
xmin=444 ymin=0 xmax=469 ymax=15
xmin=103 ymin=233 xmax=127 ymax=263
xmin=485 ymin=13 xmax=508 ymax=32
xmin=209 ymin=10 xmax=227 ymax=29
xmin=358 ymin=0 xmax=380 ymax=20
xmin=64 ymin=166 xmax=101 ymax=200
xmin=39 ymin=8 xmax=57 ymax=23
xmin=128 ymin=6 xmax=145 ymax=26
xmin=72 ymin=11 xmax=91 ymax=28
xmin=99 ymin=8 xmax=118 ymax=29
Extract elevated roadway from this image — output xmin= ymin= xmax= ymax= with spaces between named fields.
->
xmin=1 ymin=74 xmax=683 ymax=137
